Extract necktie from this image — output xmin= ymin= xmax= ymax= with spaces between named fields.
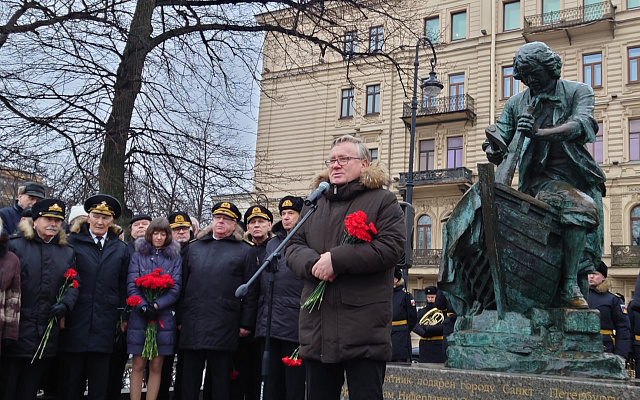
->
xmin=96 ymin=237 xmax=103 ymax=251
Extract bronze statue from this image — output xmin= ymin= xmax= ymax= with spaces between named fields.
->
xmin=438 ymin=42 xmax=624 ymax=378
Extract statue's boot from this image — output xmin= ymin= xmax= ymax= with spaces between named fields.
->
xmin=561 ymin=227 xmax=589 ymax=309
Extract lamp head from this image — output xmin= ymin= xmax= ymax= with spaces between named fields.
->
xmin=421 ymin=70 xmax=443 ymax=97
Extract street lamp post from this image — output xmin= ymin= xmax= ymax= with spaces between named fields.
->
xmin=406 ymin=37 xmax=443 ymax=204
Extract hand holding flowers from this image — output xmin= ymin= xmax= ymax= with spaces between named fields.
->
xmin=302 ymin=211 xmax=377 ymax=312
xmin=134 ymin=268 xmax=174 ymax=360
xmin=32 ymin=268 xmax=79 ymax=363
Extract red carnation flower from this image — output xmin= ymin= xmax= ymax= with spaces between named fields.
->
xmin=127 ymin=295 xmax=142 ymax=307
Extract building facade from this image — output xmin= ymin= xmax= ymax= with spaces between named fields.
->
xmin=254 ymin=0 xmax=640 ymax=305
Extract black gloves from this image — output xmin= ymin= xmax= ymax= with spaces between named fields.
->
xmin=49 ymin=303 xmax=68 ymax=319
xmin=140 ymin=305 xmax=158 ymax=321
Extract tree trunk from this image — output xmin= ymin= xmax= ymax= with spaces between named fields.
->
xmin=99 ymin=0 xmax=154 ymax=217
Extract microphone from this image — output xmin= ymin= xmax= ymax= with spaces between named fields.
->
xmin=304 ymin=181 xmax=330 ymax=206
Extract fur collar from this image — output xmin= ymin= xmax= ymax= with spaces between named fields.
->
xmin=312 ymin=162 xmax=388 ymax=190
xmin=243 ymin=230 xmax=275 ymax=244
xmin=70 ymin=219 xmax=122 ymax=236
xmin=134 ymin=237 xmax=181 ymax=259
xmin=17 ymin=219 xmax=68 ymax=246
xmin=197 ymin=224 xmax=244 ymax=241
xmin=593 ymin=279 xmax=611 ymax=294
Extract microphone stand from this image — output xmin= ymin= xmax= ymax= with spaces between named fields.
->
xmin=236 ymin=203 xmax=319 ymax=400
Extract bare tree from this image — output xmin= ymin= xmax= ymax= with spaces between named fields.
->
xmin=0 ymin=0 xmax=425 ymax=220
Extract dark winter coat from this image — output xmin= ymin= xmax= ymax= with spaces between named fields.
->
xmin=7 ymin=221 xmax=78 ymax=358
xmin=179 ymin=226 xmax=259 ymax=351
xmin=126 ymin=238 xmax=182 ymax=356
xmin=58 ymin=220 xmax=130 ymax=354
xmin=628 ymin=300 xmax=640 ymax=376
xmin=255 ymin=222 xmax=303 ymax=342
xmin=588 ymin=280 xmax=631 ymax=358
xmin=285 ymin=164 xmax=406 ymax=363
xmin=391 ymin=279 xmax=417 ymax=362
xmin=0 ymin=201 xmax=23 ymax=235
xmin=0 ymin=233 xmax=20 ymax=356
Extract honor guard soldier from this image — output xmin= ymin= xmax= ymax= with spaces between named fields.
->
xmin=413 ymin=286 xmax=447 ymax=363
xmin=588 ymin=262 xmax=631 ymax=358
xmin=391 ymin=269 xmax=417 ymax=362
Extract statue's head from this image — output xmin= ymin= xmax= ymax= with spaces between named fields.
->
xmin=513 ymin=42 xmax=562 ymax=82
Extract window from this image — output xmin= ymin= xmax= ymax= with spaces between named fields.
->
xmin=447 ymin=136 xmax=463 ymax=168
xmin=630 ymin=47 xmax=640 ymax=83
xmin=586 ymin=122 xmax=603 ymax=163
xmin=366 ymin=85 xmax=380 ymax=115
xmin=451 ymin=11 xmax=467 ymax=41
xmin=583 ymin=53 xmax=602 ymax=88
xmin=449 ymin=74 xmax=465 ymax=111
xmin=630 ymin=119 xmax=640 ymax=161
xmin=630 ymin=0 xmax=640 ymax=9
xmin=542 ymin=0 xmax=560 ymax=24
xmin=419 ymin=139 xmax=435 ymax=171
xmin=370 ymin=148 xmax=379 ymax=163
xmin=584 ymin=0 xmax=603 ymax=21
xmin=417 ymin=215 xmax=432 ymax=250
xmin=369 ymin=26 xmax=383 ymax=54
xmin=344 ymin=31 xmax=357 ymax=59
xmin=504 ymin=1 xmax=520 ymax=31
xmin=425 ymin=17 xmax=439 ymax=44
xmin=340 ymin=88 xmax=354 ymax=118
xmin=502 ymin=66 xmax=520 ymax=99
xmin=632 ymin=206 xmax=640 ymax=245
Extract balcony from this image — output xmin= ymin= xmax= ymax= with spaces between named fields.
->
xmin=611 ymin=245 xmax=640 ymax=267
xmin=402 ymin=94 xmax=476 ymax=126
xmin=523 ymin=1 xmax=615 ymax=41
xmin=413 ymin=249 xmax=442 ymax=267
xmin=398 ymin=167 xmax=473 ymax=193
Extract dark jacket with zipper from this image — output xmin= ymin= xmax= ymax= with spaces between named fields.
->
xmin=286 ymin=164 xmax=406 ymax=363
xmin=179 ymin=226 xmax=259 ymax=351
xmin=255 ymin=221 xmax=304 ymax=342
xmin=58 ymin=220 xmax=129 ymax=353
xmin=7 ymin=220 xmax=77 ymax=358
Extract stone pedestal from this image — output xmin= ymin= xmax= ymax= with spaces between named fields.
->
xmin=445 ymin=309 xmax=627 ymax=379
xmin=339 ymin=363 xmax=639 ymax=399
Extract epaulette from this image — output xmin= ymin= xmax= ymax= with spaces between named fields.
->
xmin=243 ymin=239 xmax=255 ymax=246
xmin=188 ymin=238 xmax=198 ymax=244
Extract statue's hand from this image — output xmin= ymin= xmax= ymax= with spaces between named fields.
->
xmin=485 ymin=146 xmax=505 ymax=165
xmin=517 ymin=113 xmax=538 ymax=138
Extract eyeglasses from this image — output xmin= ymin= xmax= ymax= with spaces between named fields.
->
xmin=324 ymin=156 xmax=361 ymax=168
xmin=213 ymin=215 xmax=236 ymax=223
xmin=172 ymin=227 xmax=189 ymax=232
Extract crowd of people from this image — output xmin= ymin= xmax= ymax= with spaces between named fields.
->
xmin=1 ymin=132 xmax=638 ymax=400
xmin=0 ymin=135 xmax=409 ymax=400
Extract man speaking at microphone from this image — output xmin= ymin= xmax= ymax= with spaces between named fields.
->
xmin=286 ymin=134 xmax=406 ymax=400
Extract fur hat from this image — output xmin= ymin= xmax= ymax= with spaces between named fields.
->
xmin=596 ymin=261 xmax=608 ymax=278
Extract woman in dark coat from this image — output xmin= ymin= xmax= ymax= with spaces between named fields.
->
xmin=127 ymin=218 xmax=181 ymax=400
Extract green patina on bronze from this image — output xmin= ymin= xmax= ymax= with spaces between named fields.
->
xmin=438 ymin=42 xmax=626 ymax=379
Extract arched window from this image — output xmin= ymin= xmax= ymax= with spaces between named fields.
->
xmin=417 ymin=215 xmax=432 ymax=250
xmin=632 ymin=206 xmax=640 ymax=245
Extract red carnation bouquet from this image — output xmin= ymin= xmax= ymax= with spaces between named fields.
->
xmin=302 ymin=211 xmax=377 ymax=312
xmin=32 ymin=268 xmax=79 ymax=363
xmin=134 ymin=268 xmax=174 ymax=359
xmin=282 ymin=346 xmax=302 ymax=367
